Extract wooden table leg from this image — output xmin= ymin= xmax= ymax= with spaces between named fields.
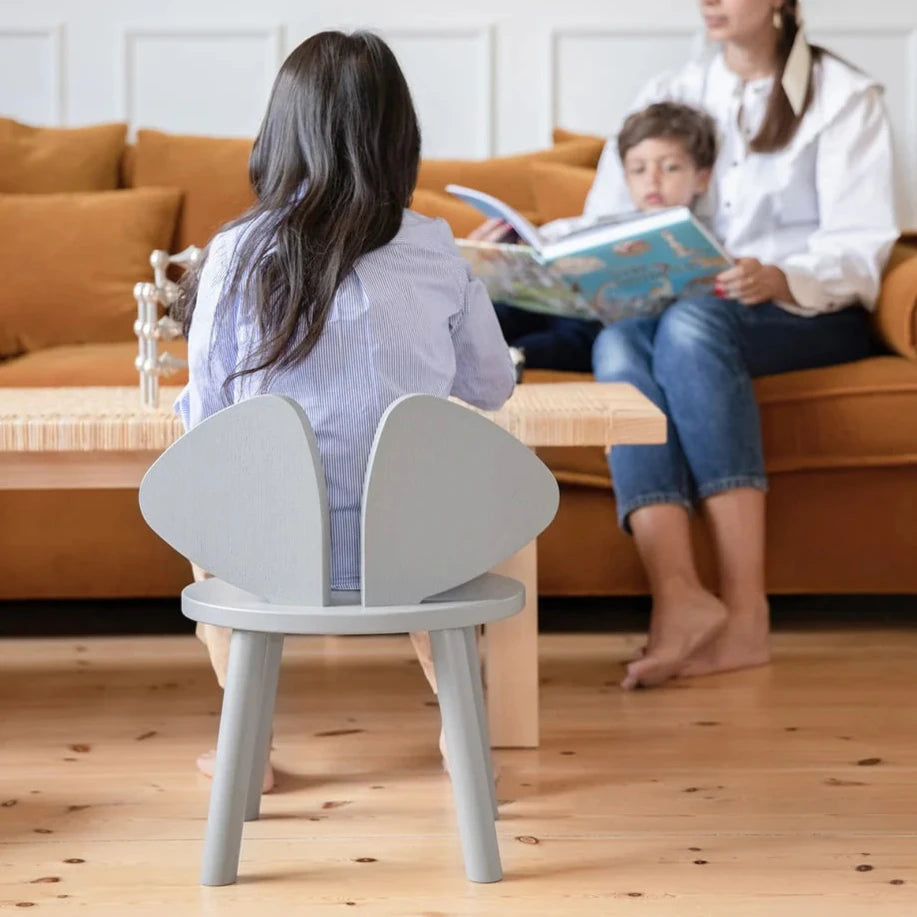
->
xmin=486 ymin=539 xmax=539 ymax=748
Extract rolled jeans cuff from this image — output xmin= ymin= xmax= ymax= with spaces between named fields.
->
xmin=617 ymin=490 xmax=693 ymax=534
xmin=696 ymin=475 xmax=768 ymax=501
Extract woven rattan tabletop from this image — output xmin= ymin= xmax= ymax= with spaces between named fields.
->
xmin=0 ymin=384 xmax=665 ymax=452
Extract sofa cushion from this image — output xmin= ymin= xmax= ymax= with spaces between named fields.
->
xmin=530 ymin=161 xmax=596 ymax=223
xmin=410 ymin=189 xmax=483 ymax=239
xmin=0 ymin=341 xmax=188 ymax=387
xmin=416 ymin=138 xmax=605 ymax=220
xmin=0 ymin=188 xmax=182 ymax=358
xmin=755 ymin=355 xmax=917 ymax=471
xmin=131 ymin=129 xmax=255 ymax=250
xmin=527 ymin=355 xmax=917 ymax=485
xmin=0 ymin=118 xmax=127 ymax=192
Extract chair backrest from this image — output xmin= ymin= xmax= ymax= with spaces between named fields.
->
xmin=139 ymin=394 xmax=331 ymax=605
xmin=360 ymin=394 xmax=560 ymax=607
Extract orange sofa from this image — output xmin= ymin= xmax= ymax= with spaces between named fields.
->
xmin=2 ymin=118 xmax=916 ymax=599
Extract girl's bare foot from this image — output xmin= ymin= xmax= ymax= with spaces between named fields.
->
xmin=680 ymin=598 xmax=771 ymax=678
xmin=621 ymin=587 xmax=727 ymax=690
xmin=196 ymin=749 xmax=275 ymax=794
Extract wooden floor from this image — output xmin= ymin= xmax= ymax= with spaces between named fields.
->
xmin=2 ymin=628 xmax=917 ymax=915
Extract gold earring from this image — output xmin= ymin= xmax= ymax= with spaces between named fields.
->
xmin=773 ymin=7 xmax=783 ymax=28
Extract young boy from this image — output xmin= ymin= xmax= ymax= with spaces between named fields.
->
xmin=498 ymin=101 xmax=718 ymax=376
xmin=415 ymin=103 xmax=719 ymax=765
xmin=617 ymin=101 xmax=715 ymax=213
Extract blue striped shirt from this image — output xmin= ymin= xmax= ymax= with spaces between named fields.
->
xmin=175 ymin=210 xmax=516 ymax=590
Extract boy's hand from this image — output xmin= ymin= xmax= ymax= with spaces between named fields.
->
xmin=716 ymin=258 xmax=794 ymax=306
xmin=467 ymin=218 xmax=519 ymax=244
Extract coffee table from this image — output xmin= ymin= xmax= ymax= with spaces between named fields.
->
xmin=0 ymin=384 xmax=665 ymax=747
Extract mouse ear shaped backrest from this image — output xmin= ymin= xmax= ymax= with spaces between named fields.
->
xmin=361 ymin=395 xmax=559 ymax=607
xmin=140 ymin=394 xmax=330 ymax=605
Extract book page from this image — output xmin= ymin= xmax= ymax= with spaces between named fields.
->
xmin=456 ymin=240 xmax=598 ymax=320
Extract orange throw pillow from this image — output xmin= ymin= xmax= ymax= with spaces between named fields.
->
xmin=530 ymin=161 xmax=597 ymax=223
xmin=131 ymin=129 xmax=255 ymax=250
xmin=0 ymin=189 xmax=182 ymax=357
xmin=0 ymin=118 xmax=127 ymax=192
xmin=416 ymin=138 xmax=605 ymax=218
xmin=552 ymin=127 xmax=606 ymax=147
xmin=410 ymin=189 xmax=486 ymax=239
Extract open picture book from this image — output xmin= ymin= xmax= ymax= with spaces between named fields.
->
xmin=447 ymin=184 xmax=731 ymax=324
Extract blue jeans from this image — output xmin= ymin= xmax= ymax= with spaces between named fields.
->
xmin=592 ymin=295 xmax=876 ymax=530
xmin=494 ymin=303 xmax=601 ymax=372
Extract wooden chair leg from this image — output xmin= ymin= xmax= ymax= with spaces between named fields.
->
xmin=461 ymin=626 xmax=498 ymax=821
xmin=201 ymin=629 xmax=268 ymax=886
xmin=245 ymin=633 xmax=284 ymax=822
xmin=430 ymin=628 xmax=502 ymax=883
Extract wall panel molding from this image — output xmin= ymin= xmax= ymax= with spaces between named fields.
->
xmin=0 ymin=24 xmax=65 ymax=123
xmin=121 ymin=26 xmax=283 ymax=134
xmin=548 ymin=26 xmax=696 ymax=127
xmin=382 ymin=25 xmax=496 ymax=158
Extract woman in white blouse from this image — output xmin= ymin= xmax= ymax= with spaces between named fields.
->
xmin=587 ymin=0 xmax=899 ymax=689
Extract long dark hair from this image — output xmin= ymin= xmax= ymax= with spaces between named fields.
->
xmin=175 ymin=31 xmax=421 ymax=385
xmin=750 ymin=0 xmax=821 ymax=153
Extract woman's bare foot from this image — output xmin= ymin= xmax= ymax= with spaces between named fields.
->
xmin=621 ymin=586 xmax=727 ymax=690
xmin=196 ymin=749 xmax=275 ymax=794
xmin=680 ymin=598 xmax=771 ymax=678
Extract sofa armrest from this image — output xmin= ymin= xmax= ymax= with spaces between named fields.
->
xmin=874 ymin=237 xmax=917 ymax=360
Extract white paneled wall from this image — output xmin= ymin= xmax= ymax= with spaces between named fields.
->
xmin=385 ymin=28 xmax=495 ymax=158
xmin=0 ymin=25 xmax=64 ymax=124
xmin=1 ymin=0 xmax=915 ymax=220
xmin=122 ymin=28 xmax=283 ymax=138
xmin=552 ymin=29 xmax=696 ymax=134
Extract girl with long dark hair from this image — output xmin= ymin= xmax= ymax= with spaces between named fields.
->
xmin=175 ymin=31 xmax=515 ymax=787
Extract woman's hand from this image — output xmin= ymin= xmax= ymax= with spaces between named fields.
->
xmin=467 ymin=218 xmax=519 ymax=244
xmin=716 ymin=258 xmax=794 ymax=306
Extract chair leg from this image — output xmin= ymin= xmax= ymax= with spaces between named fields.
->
xmin=201 ymin=629 xmax=268 ymax=886
xmin=245 ymin=633 xmax=285 ymax=822
xmin=461 ymin=627 xmax=498 ymax=821
xmin=430 ymin=628 xmax=502 ymax=883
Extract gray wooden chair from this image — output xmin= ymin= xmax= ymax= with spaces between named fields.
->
xmin=138 ymin=393 xmax=559 ymax=886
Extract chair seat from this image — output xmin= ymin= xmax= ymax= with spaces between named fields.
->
xmin=182 ymin=572 xmax=525 ymax=635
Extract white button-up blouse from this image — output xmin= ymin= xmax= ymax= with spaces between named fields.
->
xmin=551 ymin=49 xmax=900 ymax=316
